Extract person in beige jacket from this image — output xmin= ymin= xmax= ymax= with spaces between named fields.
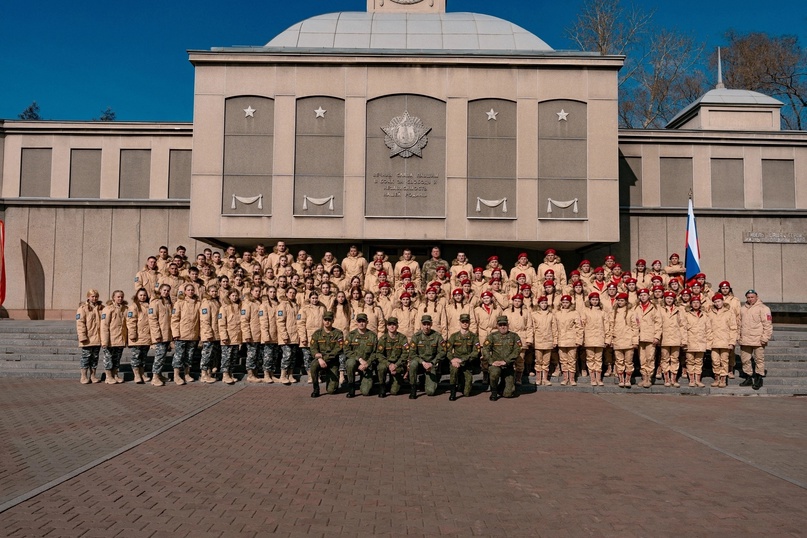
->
xmin=126 ymin=288 xmax=152 ymax=384
xmin=682 ymin=296 xmax=712 ymax=388
xmin=240 ymin=286 xmax=264 ymax=383
xmin=76 ymin=288 xmax=104 ymax=384
xmin=218 ymin=289 xmax=243 ymax=384
xmin=101 ymin=290 xmax=128 ymax=384
xmin=341 ymin=245 xmax=368 ymax=286
xmin=581 ymin=292 xmax=609 ymax=387
xmin=445 ymin=288 xmax=475 ymax=340
xmin=390 ymin=292 xmax=418 ymax=342
xmin=531 ymin=297 xmax=558 ymax=386
xmin=474 ymin=291 xmax=503 ymax=380
xmin=148 ymin=284 xmax=173 ymax=386
xmin=633 ymin=288 xmax=662 ymax=388
xmin=537 ymin=249 xmax=567 ymax=287
xmin=658 ymin=291 xmax=685 ymax=388
xmin=738 ymin=290 xmax=773 ymax=390
xmin=504 ymin=294 xmax=535 ymax=384
xmin=555 ymin=295 xmax=583 ymax=386
xmin=277 ymin=287 xmax=300 ymax=385
xmin=259 ymin=288 xmax=280 ymax=383
xmin=298 ymin=291 xmax=326 ymax=384
xmin=509 ymin=252 xmax=537 ymax=290
xmin=419 ymin=288 xmax=448 ymax=338
xmin=134 ymin=256 xmax=160 ymax=296
xmin=715 ymin=280 xmax=742 ymax=378
xmin=709 ymin=293 xmax=738 ymax=388
xmin=609 ymin=293 xmax=638 ymax=388
xmin=170 ymin=283 xmax=201 ymax=386
xmin=199 ymin=284 xmax=221 ymax=384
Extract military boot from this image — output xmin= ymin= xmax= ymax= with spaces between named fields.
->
xmin=151 ymin=373 xmax=166 ymax=386
xmin=378 ymin=382 xmax=387 ymax=398
xmin=173 ymin=368 xmax=186 ymax=386
xmin=311 ymin=382 xmax=320 ymax=398
xmin=289 ymin=369 xmax=299 ymax=383
xmin=112 ymin=368 xmax=123 ymax=383
xmin=204 ymin=369 xmax=217 ymax=383
xmin=752 ymin=373 xmax=763 ymax=390
xmin=90 ymin=368 xmax=102 ymax=383
xmin=489 ymin=389 xmax=500 ymax=401
xmin=409 ymin=383 xmax=417 ymax=400
xmin=184 ymin=366 xmax=195 ymax=382
xmin=104 ymin=369 xmax=117 ymax=385
xmin=263 ymin=370 xmax=275 ymax=384
xmin=246 ymin=369 xmax=262 ymax=383
xmin=346 ymin=382 xmax=355 ymax=398
xmin=739 ymin=374 xmax=754 ymax=387
xmin=80 ymin=369 xmax=90 ymax=384
xmin=449 ymin=385 xmax=457 ymax=401
xmin=222 ymin=371 xmax=235 ymax=385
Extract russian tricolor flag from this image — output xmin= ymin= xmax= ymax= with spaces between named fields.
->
xmin=685 ymin=196 xmax=701 ymax=281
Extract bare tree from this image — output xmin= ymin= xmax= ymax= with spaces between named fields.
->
xmin=18 ymin=101 xmax=41 ymax=120
xmin=620 ymin=30 xmax=705 ymax=128
xmin=95 ymin=106 xmax=116 ymax=122
xmin=566 ymin=0 xmax=705 ymax=128
xmin=719 ymin=31 xmax=807 ymax=130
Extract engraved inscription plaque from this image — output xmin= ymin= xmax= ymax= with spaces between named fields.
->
xmin=366 ymin=95 xmax=446 ymax=217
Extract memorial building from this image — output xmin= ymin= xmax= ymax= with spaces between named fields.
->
xmin=0 ymin=0 xmax=805 ymax=319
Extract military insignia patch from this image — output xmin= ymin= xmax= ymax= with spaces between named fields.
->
xmin=218 ymin=313 xmax=223 ymax=319
xmin=297 ymin=314 xmax=301 ymax=320
xmin=101 ymin=314 xmax=106 ymax=319
xmin=148 ymin=308 xmax=154 ymax=314
xmin=259 ymin=311 xmax=264 ymax=316
xmin=277 ymin=310 xmax=283 ymax=316
xmin=382 ymin=110 xmax=432 ymax=159
xmin=134 ymin=277 xmax=139 ymax=282
xmin=127 ymin=312 xmax=133 ymax=318
xmin=202 ymin=308 xmax=208 ymax=314
xmin=241 ymin=309 xmax=246 ymax=315
xmin=76 ymin=314 xmax=81 ymax=320
xmin=172 ymin=309 xmax=176 ymax=314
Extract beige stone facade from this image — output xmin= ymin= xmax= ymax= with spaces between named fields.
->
xmin=0 ymin=1 xmax=805 ymax=318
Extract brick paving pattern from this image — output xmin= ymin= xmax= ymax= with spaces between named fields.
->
xmin=0 ymin=380 xmax=806 ymax=537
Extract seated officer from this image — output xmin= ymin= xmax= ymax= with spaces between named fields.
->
xmin=375 ymin=317 xmax=409 ymax=397
xmin=344 ymin=313 xmax=378 ymax=398
xmin=483 ymin=316 xmax=522 ymax=401
xmin=408 ymin=314 xmax=446 ymax=399
xmin=445 ymin=313 xmax=481 ymax=400
xmin=309 ymin=311 xmax=344 ymax=398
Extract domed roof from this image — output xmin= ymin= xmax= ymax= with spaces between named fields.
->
xmin=265 ymin=12 xmax=553 ymax=53
xmin=666 ymin=88 xmax=783 ymax=129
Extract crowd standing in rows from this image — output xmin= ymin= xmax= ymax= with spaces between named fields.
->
xmin=75 ymin=241 xmax=773 ymax=399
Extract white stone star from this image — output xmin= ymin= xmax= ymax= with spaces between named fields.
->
xmin=486 ymin=108 xmax=498 ymax=121
xmin=557 ymin=109 xmax=569 ymax=121
xmin=314 ymin=106 xmax=326 ymax=118
xmin=243 ymin=106 xmax=256 ymax=118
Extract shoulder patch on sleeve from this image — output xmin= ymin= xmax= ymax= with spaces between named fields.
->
xmin=101 ymin=313 xmax=106 ymax=320
xmin=277 ymin=310 xmax=283 ymax=317
xmin=134 ymin=277 xmax=139 ymax=282
xmin=259 ymin=310 xmax=264 ymax=317
xmin=241 ymin=309 xmax=246 ymax=315
xmin=127 ymin=312 xmax=133 ymax=318
xmin=148 ymin=308 xmax=154 ymax=314
xmin=218 ymin=313 xmax=223 ymax=319
xmin=296 ymin=314 xmax=302 ymax=320
xmin=76 ymin=314 xmax=81 ymax=320
xmin=202 ymin=308 xmax=208 ymax=314
xmin=172 ymin=309 xmax=176 ymax=314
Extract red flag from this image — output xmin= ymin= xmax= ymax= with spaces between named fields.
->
xmin=0 ymin=219 xmax=5 ymax=306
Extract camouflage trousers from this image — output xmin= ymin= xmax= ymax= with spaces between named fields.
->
xmin=129 ymin=345 xmax=150 ymax=368
xmin=79 ymin=346 xmax=100 ymax=369
xmin=449 ymin=362 xmax=474 ymax=397
xmin=262 ymin=343 xmax=279 ymax=372
xmin=200 ymin=341 xmax=221 ymax=371
xmin=152 ymin=342 xmax=171 ymax=375
xmin=280 ymin=344 xmax=298 ymax=371
xmin=102 ymin=347 xmax=124 ymax=371
xmin=377 ymin=359 xmax=405 ymax=395
xmin=172 ymin=340 xmax=197 ymax=369
xmin=310 ymin=357 xmax=340 ymax=394
xmin=245 ymin=343 xmax=262 ymax=370
xmin=300 ymin=347 xmax=314 ymax=372
xmin=221 ymin=345 xmax=239 ymax=373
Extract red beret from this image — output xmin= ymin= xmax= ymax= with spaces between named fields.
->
xmin=573 ymin=281 xmax=584 ymax=287
xmin=681 ymin=288 xmax=692 ymax=295
xmin=520 ymin=284 xmax=531 ymax=290
xmin=481 ymin=290 xmax=493 ymax=298
xmin=588 ymin=292 xmax=600 ymax=299
xmin=625 ymin=277 xmax=637 ymax=284
xmin=511 ymin=293 xmax=524 ymax=300
xmin=545 ymin=249 xmax=556 ymax=255
xmin=487 ymin=255 xmax=498 ymax=262
xmin=651 ymin=275 xmax=664 ymax=282
xmin=543 ymin=281 xmax=556 ymax=288
xmin=670 ymin=253 xmax=680 ymax=259
xmin=399 ymin=292 xmax=411 ymax=299
xmin=636 ymin=259 xmax=646 ymax=265
xmin=613 ymin=263 xmax=622 ymax=269
xmin=570 ymin=270 xmax=580 ymax=276
xmin=429 ymin=281 xmax=442 ymax=288
xmin=695 ymin=273 xmax=706 ymax=279
xmin=404 ymin=282 xmax=415 ymax=290
xmin=606 ymin=282 xmax=618 ymax=289
xmin=652 ymin=285 xmax=664 ymax=291
xmin=474 ymin=267 xmax=484 ymax=273
xmin=638 ymin=288 xmax=650 ymax=294
xmin=690 ymin=294 xmax=702 ymax=303
xmin=452 ymin=288 xmax=463 ymax=295
xmin=378 ymin=282 xmax=390 ymax=288
xmin=515 ymin=273 xmax=526 ymax=280
xmin=712 ymin=293 xmax=724 ymax=301
xmin=401 ymin=267 xmax=412 ymax=275
xmin=518 ymin=252 xmax=529 ymax=259
xmin=579 ymin=259 xmax=591 ymax=266
xmin=605 ymin=255 xmax=616 ymax=261
xmin=663 ymin=291 xmax=676 ymax=298
xmin=426 ymin=287 xmax=440 ymax=294
xmin=377 ymin=270 xmax=387 ymax=276
xmin=460 ymin=279 xmax=471 ymax=285
xmin=537 ymin=296 xmax=548 ymax=303
xmin=436 ymin=265 xmax=448 ymax=272
xmin=719 ymin=281 xmax=731 ymax=288
xmin=616 ymin=293 xmax=629 ymax=300
xmin=594 ymin=267 xmax=605 ymax=274
xmin=489 ymin=277 xmax=501 ymax=284
xmin=457 ymin=271 xmax=468 ymax=278
xmin=652 ymin=260 xmax=662 ymax=265
xmin=560 ymin=295 xmax=572 ymax=302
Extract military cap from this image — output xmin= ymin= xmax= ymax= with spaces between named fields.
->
xmin=323 ymin=311 xmax=335 ymax=321
xmin=356 ymin=313 xmax=368 ymax=322
xmin=386 ymin=316 xmax=399 ymax=325
xmin=459 ymin=313 xmax=471 ymax=323
xmin=496 ymin=315 xmax=509 ymax=325
xmin=421 ymin=315 xmax=433 ymax=324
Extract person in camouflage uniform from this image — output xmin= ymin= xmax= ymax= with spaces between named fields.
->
xmin=408 ymin=315 xmax=447 ymax=399
xmin=483 ymin=316 xmax=522 ymax=400
xmin=375 ymin=317 xmax=409 ymax=397
xmin=445 ymin=313 xmax=480 ymax=400
xmin=344 ymin=313 xmax=379 ymax=398
xmin=309 ymin=311 xmax=344 ymax=397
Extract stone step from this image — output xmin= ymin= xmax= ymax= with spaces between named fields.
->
xmin=0 ymin=345 xmax=82 ymax=355
xmin=0 ymin=339 xmax=79 ymax=348
xmin=766 ymin=340 xmax=803 ymax=348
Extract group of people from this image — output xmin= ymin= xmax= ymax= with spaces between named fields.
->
xmin=75 ymin=241 xmax=773 ymax=399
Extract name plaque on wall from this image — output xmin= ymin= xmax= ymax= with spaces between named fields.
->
xmin=743 ymin=231 xmax=807 ymax=244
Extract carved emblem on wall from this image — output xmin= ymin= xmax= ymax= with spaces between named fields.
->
xmin=231 ymin=194 xmax=263 ymax=210
xmin=382 ymin=110 xmax=432 ymax=158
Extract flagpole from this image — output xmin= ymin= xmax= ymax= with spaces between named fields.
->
xmin=685 ymin=191 xmax=701 ymax=282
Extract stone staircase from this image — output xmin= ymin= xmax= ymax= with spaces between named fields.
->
xmin=0 ymin=320 xmax=805 ymax=395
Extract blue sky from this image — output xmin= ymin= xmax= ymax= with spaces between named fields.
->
xmin=2 ymin=0 xmax=805 ymax=122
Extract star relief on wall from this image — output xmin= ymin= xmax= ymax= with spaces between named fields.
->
xmin=486 ymin=109 xmax=498 ymax=121
xmin=314 ymin=106 xmax=326 ymax=118
xmin=243 ymin=106 xmax=256 ymax=118
xmin=381 ymin=110 xmax=432 ymax=159
xmin=556 ymin=109 xmax=569 ymax=121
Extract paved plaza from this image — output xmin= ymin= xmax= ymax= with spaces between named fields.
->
xmin=1 ymin=378 xmax=805 ymax=537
